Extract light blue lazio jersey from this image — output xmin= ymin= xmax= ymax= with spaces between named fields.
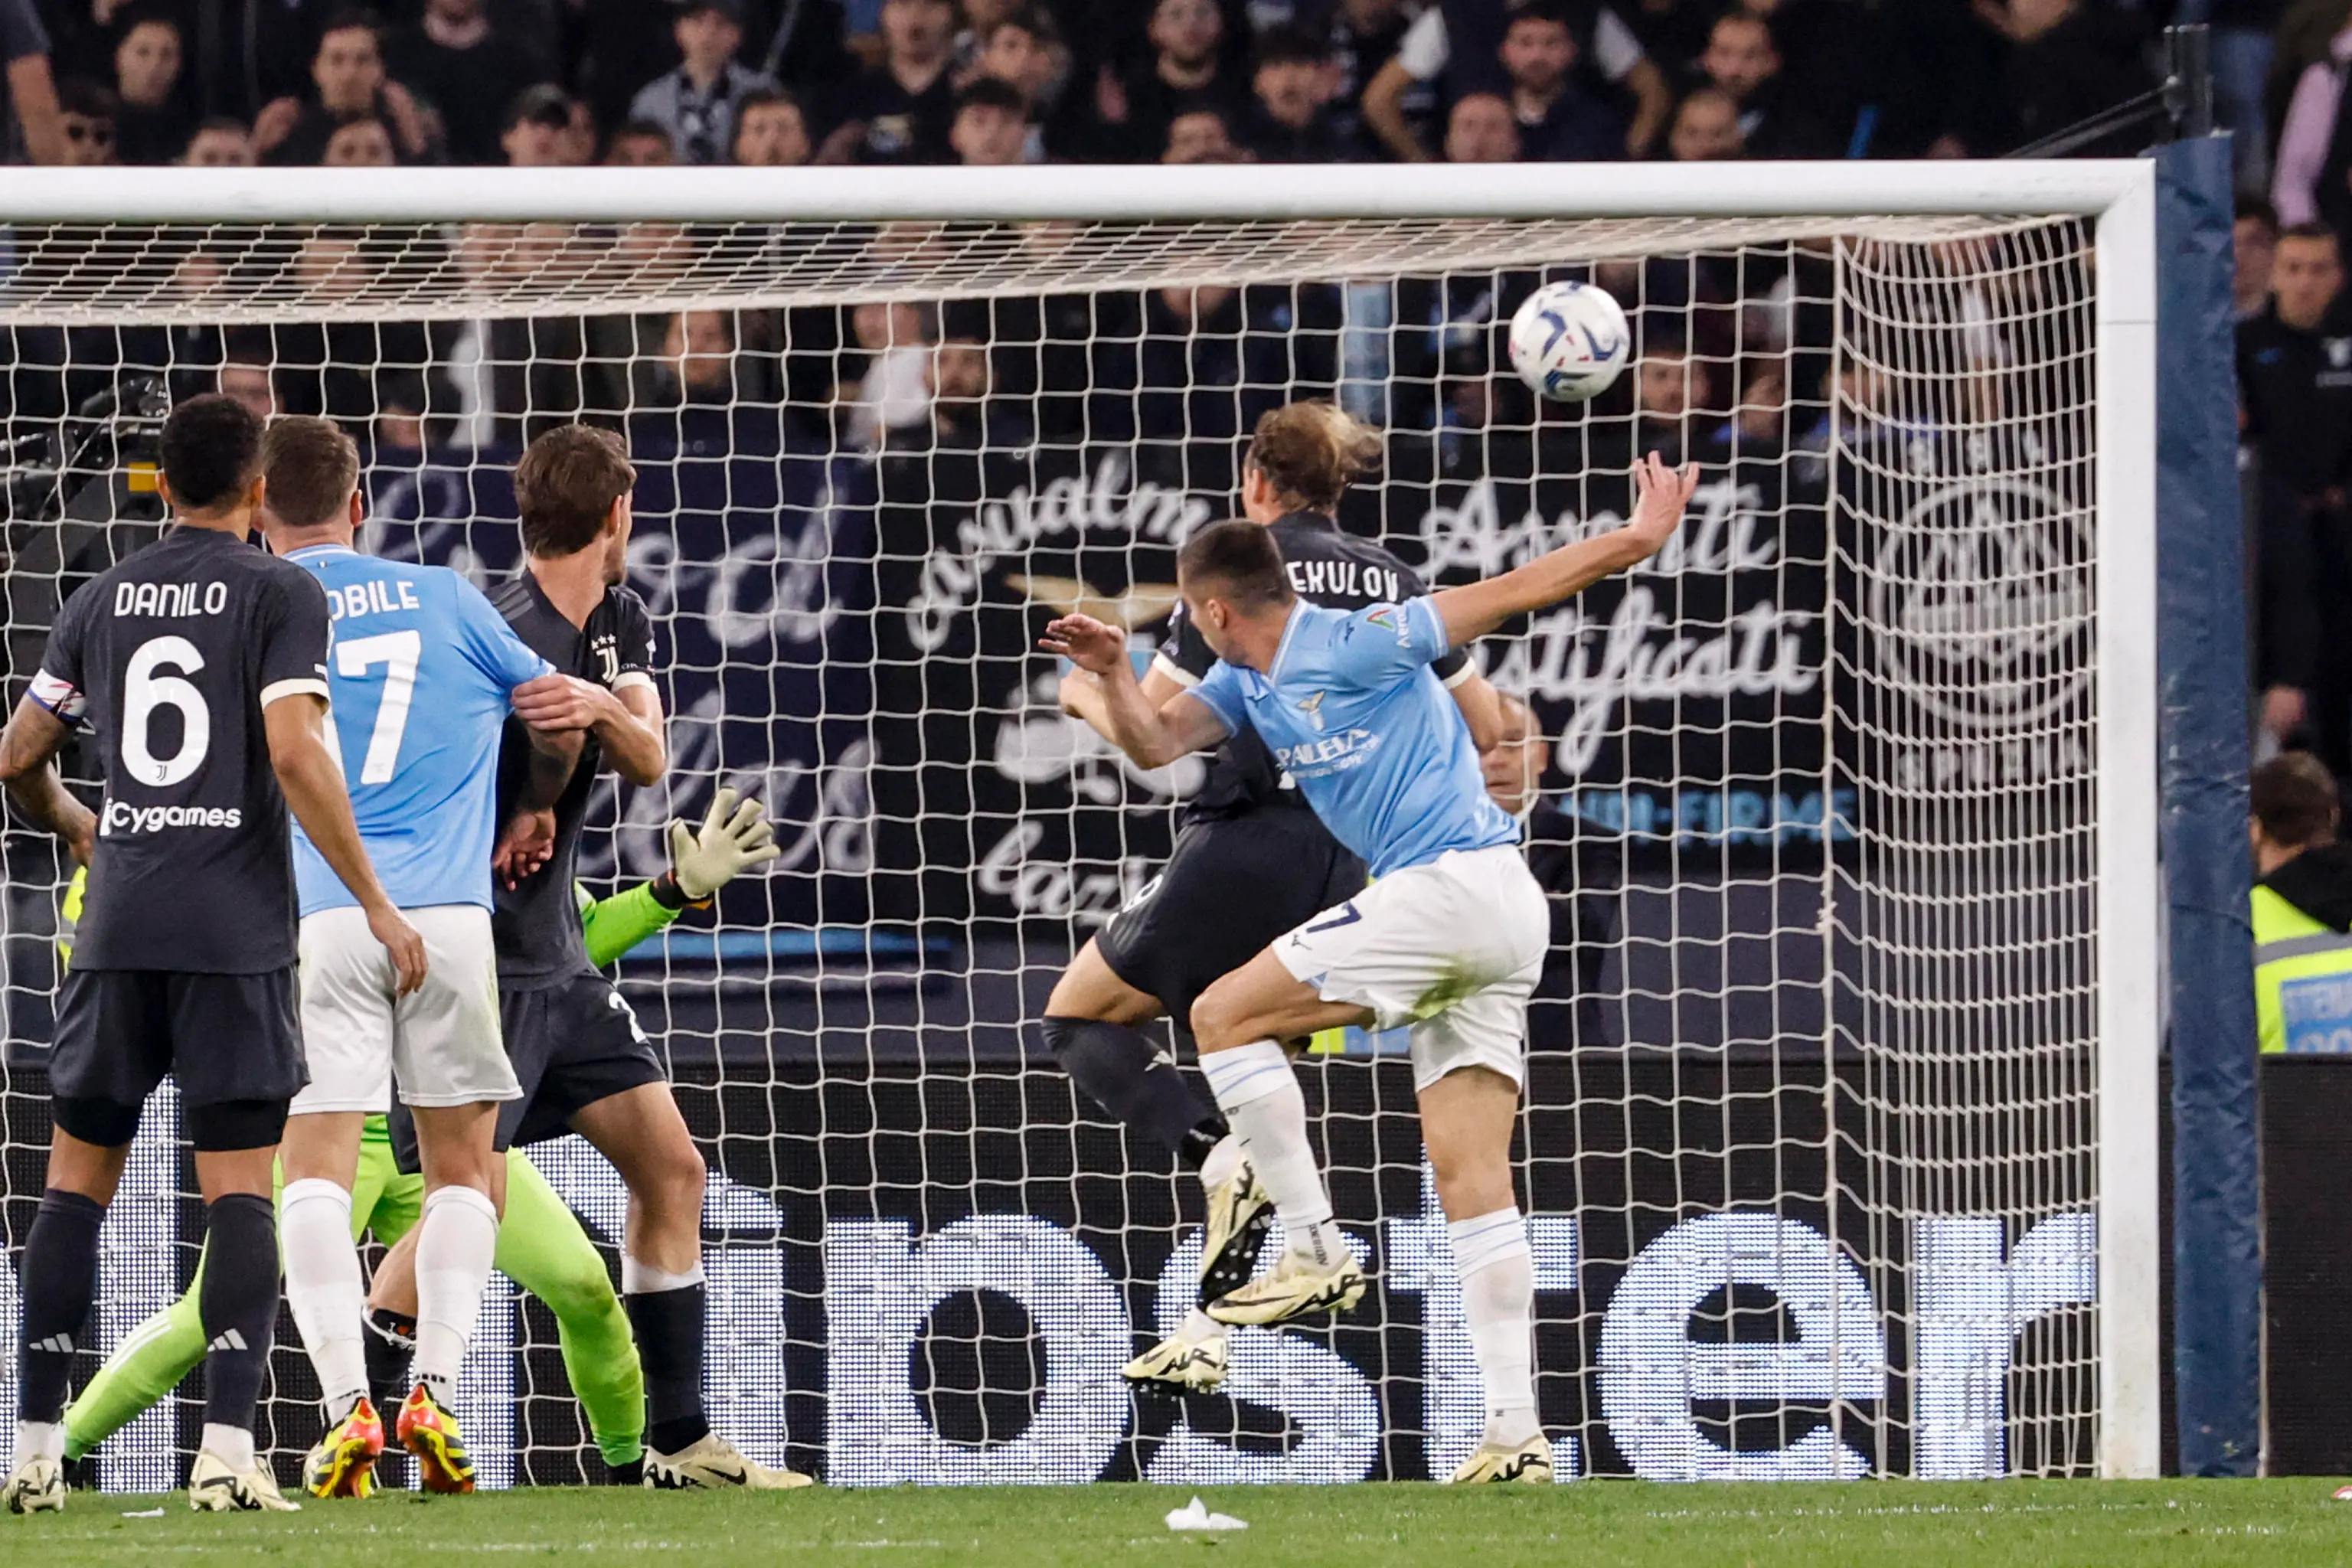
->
xmin=286 ymin=545 xmax=552 ymax=915
xmin=1190 ymin=596 xmax=1517 ymax=877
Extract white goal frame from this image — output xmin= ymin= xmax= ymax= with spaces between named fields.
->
xmin=0 ymin=158 xmax=2163 ymax=1480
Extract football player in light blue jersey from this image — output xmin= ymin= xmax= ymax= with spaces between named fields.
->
xmin=1044 ymin=451 xmax=1699 ymax=1486
xmin=257 ymin=417 xmax=582 ymax=1499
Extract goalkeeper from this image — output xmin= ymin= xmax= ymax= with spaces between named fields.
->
xmin=55 ymin=792 xmax=779 ymax=1487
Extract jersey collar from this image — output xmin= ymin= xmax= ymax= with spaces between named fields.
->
xmin=283 ymin=543 xmax=360 ymax=562
xmin=1266 ymin=601 xmax=1307 ymax=683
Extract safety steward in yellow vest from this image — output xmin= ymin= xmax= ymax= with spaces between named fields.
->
xmin=2252 ymin=752 xmax=2352 ymax=1054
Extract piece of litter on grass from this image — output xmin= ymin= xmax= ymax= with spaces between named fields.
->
xmin=120 ymin=1507 xmax=165 ymax=1517
xmin=2333 ymin=1486 xmax=2352 ymax=1501
xmin=1165 ymin=1496 xmax=1247 ymax=1534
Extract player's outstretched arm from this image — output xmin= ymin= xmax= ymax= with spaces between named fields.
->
xmin=520 ymin=724 xmax=586 ymax=810
xmin=0 ymin=696 xmax=96 ymax=864
xmin=1039 ymin=614 xmax=1229 ymax=771
xmin=1429 ymin=453 xmax=1700 ymax=648
xmin=577 ymin=788 xmax=782 ymax=966
xmin=265 ymin=694 xmax=430 ymax=993
xmin=512 ymin=673 xmax=666 ymax=786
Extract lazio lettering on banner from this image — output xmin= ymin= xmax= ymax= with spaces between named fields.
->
xmin=362 ymin=426 xmax=878 ymax=930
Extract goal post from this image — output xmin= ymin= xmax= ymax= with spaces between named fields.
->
xmin=0 ymin=160 xmax=2176 ymax=1484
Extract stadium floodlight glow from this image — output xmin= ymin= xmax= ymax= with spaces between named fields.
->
xmin=0 ymin=160 xmax=2161 ymax=1483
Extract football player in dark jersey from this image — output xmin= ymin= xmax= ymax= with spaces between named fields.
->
xmin=1052 ymin=402 xmax=1511 ymax=1392
xmin=463 ymin=425 xmax=806 ymax=1490
xmin=0 ymin=394 xmax=426 ymax=1516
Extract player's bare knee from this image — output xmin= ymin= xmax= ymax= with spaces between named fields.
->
xmin=1188 ymin=989 xmax=1241 ymax=1054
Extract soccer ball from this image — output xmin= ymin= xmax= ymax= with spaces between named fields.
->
xmin=1507 ymin=281 xmax=1631 ymax=403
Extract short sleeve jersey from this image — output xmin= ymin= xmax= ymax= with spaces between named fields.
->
xmin=1187 ymin=596 xmax=1518 ymax=878
xmin=1152 ymin=513 xmax=1470 ymax=820
xmin=283 ymin=547 xmax=554 ymax=916
xmin=31 ymin=526 xmax=332 ymax=972
xmin=488 ymin=572 xmax=657 ymax=988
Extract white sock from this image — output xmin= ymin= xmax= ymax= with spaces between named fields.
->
xmin=15 ymin=1420 xmax=62 ymax=1463
xmin=619 ymin=1255 xmax=705 ymax=1295
xmin=1197 ymin=1132 xmax=1244 ymax=1194
xmin=201 ymin=1423 xmax=254 ymax=1471
xmin=1451 ymin=1207 xmax=1540 ymax=1449
xmin=279 ymin=1178 xmax=369 ymax=1416
xmin=413 ymin=1184 xmax=501 ymax=1406
xmin=1174 ymin=1307 xmax=1226 ymax=1345
xmin=1200 ymin=1041 xmax=1344 ymax=1269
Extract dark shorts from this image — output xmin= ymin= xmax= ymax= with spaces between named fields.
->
xmin=49 ymin=967 xmax=305 ymax=1148
xmin=393 ymin=969 xmax=666 ymax=1171
xmin=1095 ymin=804 xmax=1368 ymax=1028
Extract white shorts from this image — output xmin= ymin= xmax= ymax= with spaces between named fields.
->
xmin=291 ymin=903 xmax=520 ymax=1114
xmin=1272 ymin=844 xmax=1549 ymax=1093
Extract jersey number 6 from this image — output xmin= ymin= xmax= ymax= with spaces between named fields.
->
xmin=122 ymin=635 xmax=211 ymax=787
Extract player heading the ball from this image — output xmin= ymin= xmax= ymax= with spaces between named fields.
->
xmin=1041 ymin=451 xmax=1700 ymax=1487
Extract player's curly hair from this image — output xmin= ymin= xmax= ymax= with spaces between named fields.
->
xmin=1245 ymin=400 xmax=1380 ymax=513
xmin=158 ymin=393 xmax=263 ymax=511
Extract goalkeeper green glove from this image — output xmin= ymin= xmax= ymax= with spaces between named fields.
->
xmin=665 ymin=787 xmax=782 ymax=901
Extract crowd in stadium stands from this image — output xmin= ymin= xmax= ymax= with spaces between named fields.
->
xmin=0 ymin=1 xmax=2183 ymax=179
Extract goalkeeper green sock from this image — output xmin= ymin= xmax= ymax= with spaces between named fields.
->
xmin=62 ymin=1261 xmax=208 ymax=1462
xmin=495 ymin=1152 xmax=645 ymax=1469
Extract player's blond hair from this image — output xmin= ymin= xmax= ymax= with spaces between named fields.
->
xmin=1246 ymin=400 xmax=1381 ymax=512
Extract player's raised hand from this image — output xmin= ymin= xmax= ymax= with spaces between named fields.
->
xmin=1037 ymin=613 xmax=1128 ymax=677
xmin=668 ymin=786 xmax=782 ymax=899
xmin=371 ymin=904 xmax=430 ymax=996
xmin=1621 ymin=452 xmax=1701 ymax=560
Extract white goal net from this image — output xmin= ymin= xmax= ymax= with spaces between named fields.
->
xmin=0 ymin=165 xmax=2159 ymax=1488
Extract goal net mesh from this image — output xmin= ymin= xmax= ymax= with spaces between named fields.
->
xmin=0 ymin=208 xmax=2102 ymax=1486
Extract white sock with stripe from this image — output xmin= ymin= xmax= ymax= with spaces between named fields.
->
xmin=413 ymin=1184 xmax=501 ymax=1406
xmin=1200 ymin=1040 xmax=1344 ymax=1270
xmin=1451 ymin=1207 xmax=1540 ymax=1449
xmin=279 ymin=1178 xmax=369 ymax=1417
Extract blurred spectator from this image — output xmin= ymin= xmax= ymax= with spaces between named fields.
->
xmin=1364 ymin=2 xmax=1670 ymax=162
xmin=2272 ymin=17 xmax=2352 ymax=234
xmin=256 ymin=9 xmax=433 ymax=165
xmin=658 ymin=310 xmax=738 ymax=407
xmin=926 ymin=335 xmax=1033 ymax=449
xmin=111 ymin=11 xmax=192 ymax=165
xmin=1666 ymin=84 xmax=1745 ymax=162
xmin=1971 ymin=0 xmax=2151 ymax=157
xmin=627 ymin=0 xmax=778 ymax=166
xmin=2 ymin=0 xmax=62 ymax=165
xmin=561 ymin=95 xmax=598 ymax=165
xmin=974 ymin=7 xmax=1073 ymax=155
xmin=1162 ymin=103 xmax=1243 ymax=164
xmin=732 ymin=87 xmax=812 ymax=165
xmin=321 ymin=110 xmax=397 ymax=165
xmin=608 ymin=118 xmax=675 ymax=165
xmin=1318 ymin=0 xmax=1416 ymax=158
xmin=2238 ymin=196 xmax=2281 ymax=324
xmin=1697 ymin=10 xmax=1828 ymax=158
xmin=1442 ymin=90 xmax=1521 ymax=165
xmin=384 ymin=0 xmax=542 ymax=166
xmin=848 ymin=299 xmax=936 ymax=451
xmin=217 ymin=343 xmax=279 ymax=422
xmin=181 ymin=116 xmax=256 ymax=166
xmin=1100 ymin=0 xmax=1248 ymax=165
xmin=1240 ymin=24 xmax=1344 ymax=162
xmin=500 ymin=83 xmax=571 ymax=166
xmin=54 ymin=77 xmax=117 ymax=166
xmin=823 ymin=0 xmax=959 ymax=165
xmin=950 ymin=76 xmax=1034 ymax=166
xmin=2240 ymin=224 xmax=2352 ymax=505
xmin=1497 ymin=0 xmax=1625 ymax=162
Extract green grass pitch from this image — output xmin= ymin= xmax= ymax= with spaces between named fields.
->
xmin=9 ymin=1481 xmax=2352 ymax=1566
